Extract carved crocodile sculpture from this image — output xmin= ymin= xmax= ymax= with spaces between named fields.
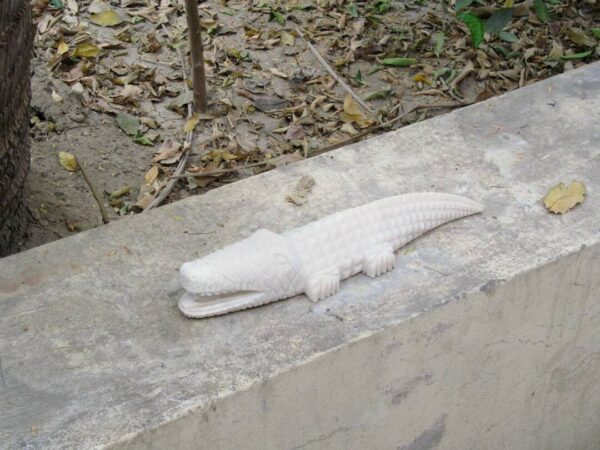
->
xmin=179 ymin=192 xmax=483 ymax=318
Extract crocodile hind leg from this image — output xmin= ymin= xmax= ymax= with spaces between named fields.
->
xmin=305 ymin=269 xmax=340 ymax=302
xmin=363 ymin=243 xmax=395 ymax=278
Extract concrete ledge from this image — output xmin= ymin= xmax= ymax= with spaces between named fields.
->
xmin=2 ymin=63 xmax=600 ymax=449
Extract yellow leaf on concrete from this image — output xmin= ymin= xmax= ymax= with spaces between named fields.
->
xmin=340 ymin=94 xmax=374 ymax=128
xmin=58 ymin=151 xmax=79 ymax=172
xmin=90 ymin=10 xmax=125 ymax=27
xmin=543 ymin=181 xmax=586 ymax=214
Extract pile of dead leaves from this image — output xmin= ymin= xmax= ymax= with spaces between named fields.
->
xmin=33 ymin=0 xmax=600 ymax=213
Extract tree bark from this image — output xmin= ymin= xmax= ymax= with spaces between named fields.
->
xmin=183 ymin=0 xmax=208 ymax=113
xmin=0 ymin=0 xmax=33 ymax=256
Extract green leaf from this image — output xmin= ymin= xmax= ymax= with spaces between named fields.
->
xmin=432 ymin=67 xmax=452 ymax=79
xmin=270 ymin=9 xmax=285 ymax=25
xmin=345 ymin=3 xmax=359 ymax=18
xmin=288 ymin=4 xmax=314 ymax=11
xmin=455 ymin=0 xmax=475 ymax=11
xmin=364 ymin=88 xmax=392 ymax=101
xmin=433 ymin=31 xmax=445 ymax=58
xmin=485 ymin=8 xmax=513 ymax=34
xmin=133 ymin=132 xmax=154 ymax=146
xmin=534 ymin=0 xmax=550 ymax=23
xmin=354 ymin=69 xmax=366 ymax=86
xmin=49 ymin=0 xmax=64 ymax=9
xmin=116 ymin=112 xmax=140 ymax=136
xmin=498 ymin=31 xmax=518 ymax=42
xmin=373 ymin=0 xmax=391 ymax=14
xmin=490 ymin=44 xmax=510 ymax=57
xmin=367 ymin=64 xmax=384 ymax=75
xmin=560 ymin=50 xmax=593 ymax=60
xmin=459 ymin=13 xmax=485 ymax=49
xmin=592 ymin=28 xmax=600 ymax=39
xmin=381 ymin=57 xmax=416 ymax=67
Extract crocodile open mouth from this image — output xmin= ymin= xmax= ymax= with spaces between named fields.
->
xmin=178 ymin=290 xmax=265 ymax=318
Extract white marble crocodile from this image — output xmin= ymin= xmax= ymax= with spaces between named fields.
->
xmin=179 ymin=192 xmax=483 ymax=318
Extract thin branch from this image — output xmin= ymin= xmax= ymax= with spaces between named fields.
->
xmin=169 ymin=161 xmax=268 ymax=179
xmin=74 ymin=156 xmax=110 ymax=224
xmin=145 ymin=47 xmax=193 ymax=211
xmin=29 ymin=223 xmax=64 ymax=238
xmin=183 ymin=0 xmax=208 ymax=113
xmin=295 ymin=26 xmax=375 ymax=117
xmin=310 ymin=102 xmax=468 ymax=157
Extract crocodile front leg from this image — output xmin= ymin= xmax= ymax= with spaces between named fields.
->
xmin=305 ymin=268 xmax=341 ymax=302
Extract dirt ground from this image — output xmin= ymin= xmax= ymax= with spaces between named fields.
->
xmin=17 ymin=0 xmax=600 ymax=252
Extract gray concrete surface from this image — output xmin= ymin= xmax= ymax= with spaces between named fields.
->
xmin=1 ymin=62 xmax=600 ymax=449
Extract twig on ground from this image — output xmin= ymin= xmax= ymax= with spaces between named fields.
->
xmin=170 ymin=161 xmax=268 ymax=180
xmin=73 ymin=155 xmax=110 ymax=224
xmin=146 ymin=47 xmax=192 ymax=211
xmin=310 ymin=102 xmax=467 ymax=156
xmin=139 ymin=57 xmax=180 ymax=68
xmin=29 ymin=223 xmax=64 ymax=238
xmin=450 ymin=60 xmax=475 ymax=91
xmin=295 ymin=26 xmax=375 ymax=117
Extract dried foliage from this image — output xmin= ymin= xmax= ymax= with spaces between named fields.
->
xmin=32 ymin=0 xmax=600 ymax=213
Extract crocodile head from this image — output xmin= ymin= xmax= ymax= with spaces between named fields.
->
xmin=178 ymin=229 xmax=303 ymax=318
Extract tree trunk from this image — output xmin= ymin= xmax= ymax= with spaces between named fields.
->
xmin=0 ymin=0 xmax=33 ymax=257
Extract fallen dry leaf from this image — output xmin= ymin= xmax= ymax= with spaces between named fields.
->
xmin=109 ymin=186 xmax=131 ymax=199
xmin=133 ymin=192 xmax=155 ymax=211
xmin=144 ymin=165 xmax=159 ymax=185
xmin=286 ymin=175 xmax=315 ymax=206
xmin=57 ymin=41 xmax=69 ymax=56
xmin=253 ymin=95 xmax=289 ymax=112
xmin=112 ymin=84 xmax=142 ymax=104
xmin=269 ymin=152 xmax=304 ymax=167
xmin=153 ymin=140 xmax=182 ymax=164
xmin=543 ymin=181 xmax=586 ymax=214
xmin=58 ymin=151 xmax=79 ymax=171
xmin=73 ymin=43 xmax=101 ymax=58
xmin=184 ymin=114 xmax=200 ymax=132
xmin=284 ymin=124 xmax=305 ymax=141
xmin=341 ymin=122 xmax=358 ymax=134
xmin=51 ymin=90 xmax=63 ymax=103
xmin=340 ymin=94 xmax=374 ymax=128
xmin=269 ymin=67 xmax=288 ymax=79
xmin=90 ymin=10 xmax=126 ymax=27
xmin=280 ymin=30 xmax=295 ymax=46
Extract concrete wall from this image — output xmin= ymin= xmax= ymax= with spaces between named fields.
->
xmin=2 ymin=63 xmax=600 ymax=449
xmin=117 ymin=244 xmax=600 ymax=450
